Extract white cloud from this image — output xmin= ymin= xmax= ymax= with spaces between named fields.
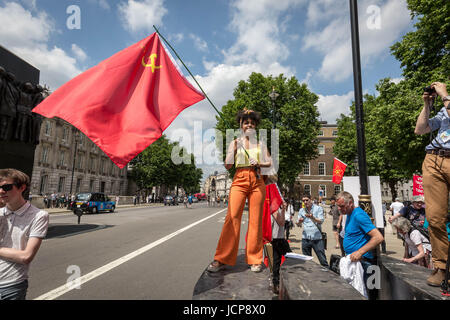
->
xmin=316 ymin=91 xmax=354 ymax=123
xmin=189 ymin=34 xmax=208 ymax=52
xmin=118 ymin=0 xmax=168 ymax=33
xmin=71 ymin=44 xmax=87 ymax=62
xmin=302 ymin=0 xmax=411 ymax=83
xmin=169 ymin=33 xmax=184 ymax=43
xmin=225 ymin=0 xmax=306 ymax=66
xmin=87 ymin=0 xmax=111 ymax=10
xmin=0 ymin=2 xmax=83 ymax=90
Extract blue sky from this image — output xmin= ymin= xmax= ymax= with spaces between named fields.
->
xmin=0 ymin=0 xmax=416 ymax=180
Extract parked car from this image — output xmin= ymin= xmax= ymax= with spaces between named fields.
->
xmin=192 ymin=196 xmax=199 ymax=203
xmin=164 ymin=195 xmax=178 ymax=206
xmin=71 ymin=192 xmax=115 ymax=214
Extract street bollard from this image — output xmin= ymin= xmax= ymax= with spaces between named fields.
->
xmin=74 ymin=208 xmax=83 ymax=225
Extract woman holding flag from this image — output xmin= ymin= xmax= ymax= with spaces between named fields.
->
xmin=207 ymin=109 xmax=272 ymax=273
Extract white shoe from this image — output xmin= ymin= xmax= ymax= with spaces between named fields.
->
xmin=250 ymin=264 xmax=262 ymax=272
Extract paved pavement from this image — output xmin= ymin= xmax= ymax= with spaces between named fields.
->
xmin=288 ymin=206 xmax=405 ymax=264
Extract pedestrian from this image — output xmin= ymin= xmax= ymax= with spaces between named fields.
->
xmin=133 ymin=195 xmax=137 ymax=206
xmin=184 ymin=196 xmax=188 ymax=208
xmin=0 ymin=169 xmax=49 ymax=300
xmin=392 ymin=217 xmax=432 ymax=269
xmin=389 ymin=198 xmax=404 ymax=217
xmin=336 ymin=191 xmax=384 ymax=300
xmin=284 ymin=199 xmax=294 ymax=241
xmin=271 ymin=199 xmax=291 ymax=294
xmin=207 ymin=109 xmax=272 ymax=273
xmin=328 ymin=196 xmax=341 ymax=250
xmin=50 ymin=192 xmax=57 ymax=208
xmin=389 ymin=195 xmax=426 ymax=226
xmin=296 ymin=194 xmax=329 ymax=267
xmin=115 ymin=196 xmax=119 ymax=206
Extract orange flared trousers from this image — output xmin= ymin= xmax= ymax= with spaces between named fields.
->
xmin=214 ymin=168 xmax=266 ymax=265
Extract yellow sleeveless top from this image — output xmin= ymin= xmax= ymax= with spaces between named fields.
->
xmin=235 ymin=146 xmax=261 ymax=168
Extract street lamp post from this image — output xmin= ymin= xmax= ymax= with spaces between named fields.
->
xmin=269 ymin=87 xmax=279 ymax=129
xmin=349 ymin=0 xmax=371 ymax=217
xmin=69 ymin=131 xmax=79 ymax=198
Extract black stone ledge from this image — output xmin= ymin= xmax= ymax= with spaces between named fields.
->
xmin=279 ymin=257 xmax=366 ymax=300
xmin=193 ymin=250 xmax=274 ymax=300
xmin=379 ymin=255 xmax=449 ymax=300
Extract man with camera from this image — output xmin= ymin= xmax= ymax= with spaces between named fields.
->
xmin=414 ymin=81 xmax=450 ymax=287
xmin=296 ymin=194 xmax=328 ymax=267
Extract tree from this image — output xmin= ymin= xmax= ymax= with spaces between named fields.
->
xmin=215 ymin=72 xmax=321 ymax=193
xmin=334 ymin=79 xmax=429 ymax=200
xmin=334 ymin=0 xmax=448 ymax=200
xmin=130 ymin=135 xmax=202 ymax=195
xmin=390 ymin=0 xmax=449 ymax=84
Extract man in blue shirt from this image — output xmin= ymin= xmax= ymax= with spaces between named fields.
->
xmin=336 ymin=191 xmax=383 ymax=297
xmin=414 ymin=81 xmax=450 ymax=287
xmin=296 ymin=194 xmax=328 ymax=267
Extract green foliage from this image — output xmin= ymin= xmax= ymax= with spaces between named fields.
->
xmin=130 ymin=135 xmax=203 ymax=193
xmin=215 ymin=72 xmax=321 ymax=187
xmin=390 ymin=0 xmax=449 ymax=83
xmin=334 ymin=0 xmax=448 ymax=200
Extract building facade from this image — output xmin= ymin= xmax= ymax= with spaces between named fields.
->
xmin=296 ymin=123 xmax=342 ymax=200
xmin=203 ymin=171 xmax=232 ymax=200
xmin=30 ymin=118 xmax=128 ymax=197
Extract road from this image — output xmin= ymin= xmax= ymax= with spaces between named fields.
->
xmin=27 ymin=202 xmax=404 ymax=300
xmin=28 ymin=202 xmax=241 ymax=300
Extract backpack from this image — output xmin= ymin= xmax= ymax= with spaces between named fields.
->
xmin=410 ymin=221 xmax=430 ymax=242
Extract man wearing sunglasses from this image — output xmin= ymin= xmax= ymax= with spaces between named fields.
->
xmin=0 ymin=168 xmax=49 ymax=300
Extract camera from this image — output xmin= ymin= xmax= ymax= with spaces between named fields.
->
xmin=423 ymin=85 xmax=436 ymax=94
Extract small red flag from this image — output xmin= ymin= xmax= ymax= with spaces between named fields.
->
xmin=332 ymin=158 xmax=347 ymax=184
xmin=33 ymin=33 xmax=205 ymax=168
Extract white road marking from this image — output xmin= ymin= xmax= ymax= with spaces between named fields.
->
xmin=34 ymin=208 xmax=227 ymax=300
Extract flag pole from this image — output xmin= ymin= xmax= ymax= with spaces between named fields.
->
xmin=153 ymin=25 xmax=224 ymax=121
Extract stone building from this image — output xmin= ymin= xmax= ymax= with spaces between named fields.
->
xmin=296 ymin=122 xmax=342 ymax=200
xmin=203 ymin=171 xmax=232 ymax=200
xmin=30 ymin=118 xmax=128 ymax=197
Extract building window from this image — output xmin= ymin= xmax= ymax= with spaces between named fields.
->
xmin=319 ymin=185 xmax=326 ymax=198
xmin=318 ymin=130 xmax=324 ymax=136
xmin=332 ymin=130 xmax=338 ymax=137
xmin=59 ymin=151 xmax=66 ymax=166
xmin=99 ymin=159 xmax=104 ymax=175
xmin=44 ymin=121 xmax=51 ymax=136
xmin=89 ymin=180 xmax=95 ymax=191
xmin=78 ymin=134 xmax=84 ymax=146
xmin=318 ymin=145 xmax=325 ymax=155
xmin=41 ymin=147 xmax=49 ymax=164
xmin=39 ymin=175 xmax=48 ymax=194
xmin=304 ymin=184 xmax=311 ymax=196
xmin=303 ymin=162 xmax=310 ymax=175
xmin=334 ymin=185 xmax=341 ymax=195
xmin=62 ymin=127 xmax=69 ymax=141
xmin=318 ymin=162 xmax=326 ymax=175
xmin=110 ymin=181 xmax=115 ymax=193
xmin=76 ymin=178 xmax=82 ymax=193
xmin=76 ymin=156 xmax=83 ymax=170
xmin=100 ymin=181 xmax=105 ymax=193
xmin=58 ymin=176 xmax=66 ymax=193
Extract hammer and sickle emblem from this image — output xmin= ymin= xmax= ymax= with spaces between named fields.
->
xmin=142 ymin=53 xmax=162 ymax=73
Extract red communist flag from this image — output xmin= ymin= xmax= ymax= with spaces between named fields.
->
xmin=262 ymin=183 xmax=284 ymax=244
xmin=332 ymin=158 xmax=347 ymax=184
xmin=33 ymin=33 xmax=205 ymax=168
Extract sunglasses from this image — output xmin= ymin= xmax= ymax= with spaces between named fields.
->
xmin=0 ymin=184 xmax=16 ymax=192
